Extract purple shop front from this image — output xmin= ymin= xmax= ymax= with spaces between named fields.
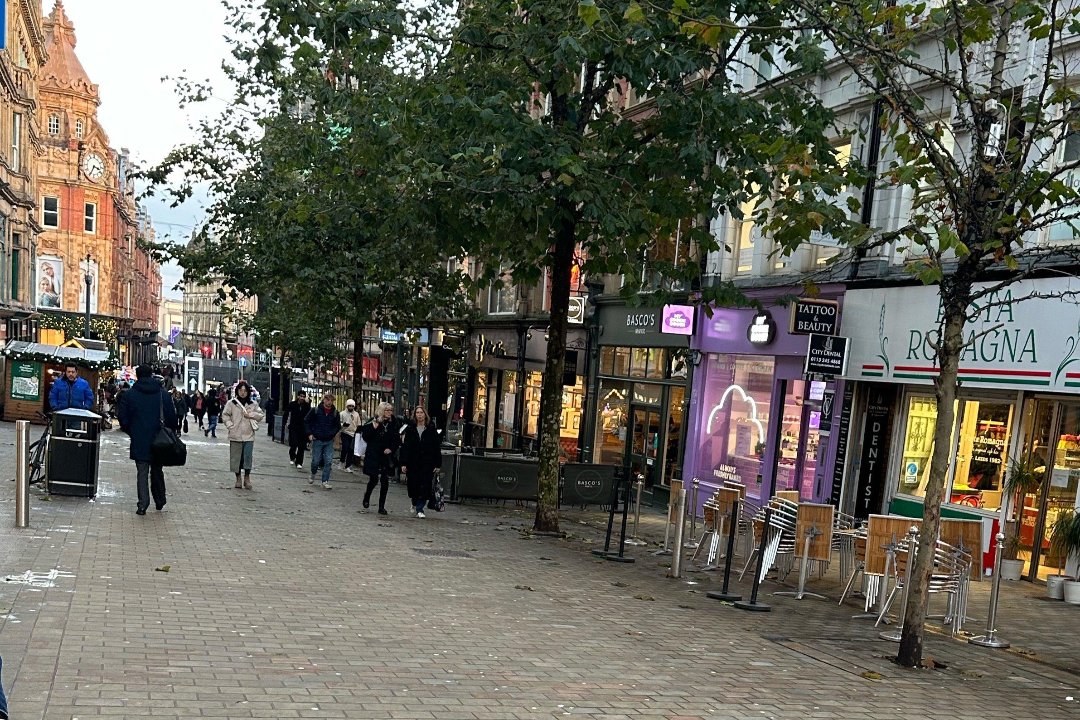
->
xmin=682 ymin=290 xmax=848 ymax=511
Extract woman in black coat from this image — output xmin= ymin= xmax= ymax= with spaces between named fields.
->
xmin=399 ymin=406 xmax=442 ymax=518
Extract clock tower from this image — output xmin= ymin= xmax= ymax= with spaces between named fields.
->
xmin=34 ymin=0 xmax=118 ymax=320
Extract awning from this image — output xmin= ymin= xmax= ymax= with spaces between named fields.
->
xmin=2 ymin=340 xmax=116 ymax=370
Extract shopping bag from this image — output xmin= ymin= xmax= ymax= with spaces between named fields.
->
xmin=354 ymin=433 xmax=367 ymax=456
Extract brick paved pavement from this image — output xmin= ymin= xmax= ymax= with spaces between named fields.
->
xmin=0 ymin=422 xmax=1076 ymax=719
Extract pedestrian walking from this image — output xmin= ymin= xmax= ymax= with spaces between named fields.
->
xmin=264 ymin=390 xmax=277 ymax=439
xmin=193 ymin=390 xmax=206 ymax=428
xmin=48 ymin=362 xmax=95 ymax=412
xmin=305 ymin=392 xmax=341 ymax=489
xmin=203 ymin=387 xmax=222 ymax=437
xmin=171 ymin=388 xmax=188 ymax=434
xmin=360 ymin=402 xmax=400 ymax=514
xmin=339 ymin=398 xmax=361 ymax=473
xmin=0 ymin=653 xmax=7 ymax=720
xmin=221 ymin=380 xmax=265 ymax=489
xmin=284 ymin=390 xmax=311 ymax=468
xmin=399 ymin=406 xmax=443 ymax=518
xmin=116 ymin=365 xmax=177 ymax=515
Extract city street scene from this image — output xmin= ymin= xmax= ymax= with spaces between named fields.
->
xmin=1 ymin=0 xmax=1080 ymax=718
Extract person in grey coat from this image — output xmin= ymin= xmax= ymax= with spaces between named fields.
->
xmin=117 ymin=365 xmax=176 ymax=515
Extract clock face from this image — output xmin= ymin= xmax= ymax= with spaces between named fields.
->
xmin=82 ymin=153 xmax=105 ymax=181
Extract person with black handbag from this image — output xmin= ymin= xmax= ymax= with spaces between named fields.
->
xmin=117 ymin=365 xmax=178 ymax=515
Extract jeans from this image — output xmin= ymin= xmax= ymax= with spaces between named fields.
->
xmin=135 ymin=461 xmax=166 ymax=511
xmin=0 ymin=654 xmax=8 ymax=719
xmin=414 ymin=498 xmax=427 ymax=514
xmin=207 ymin=414 xmax=219 ymax=437
xmin=340 ymin=433 xmax=354 ymax=467
xmin=310 ymin=439 xmax=334 ymax=483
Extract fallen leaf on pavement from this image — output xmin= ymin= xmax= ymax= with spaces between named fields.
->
xmin=859 ymin=671 xmax=883 ymax=680
xmin=633 ymin=594 xmax=655 ymax=601
xmin=515 ymin=585 xmax=534 ymax=591
xmin=154 ymin=565 xmax=171 ymax=573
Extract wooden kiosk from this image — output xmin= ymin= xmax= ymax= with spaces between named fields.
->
xmin=2 ymin=340 xmax=112 ymax=423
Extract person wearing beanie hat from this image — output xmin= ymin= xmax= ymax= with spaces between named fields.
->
xmin=338 ymin=399 xmax=361 ymax=473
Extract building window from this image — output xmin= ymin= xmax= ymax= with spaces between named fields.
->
xmin=487 ymin=281 xmax=516 ymax=315
xmin=10 ymin=112 xmax=20 ymax=172
xmin=75 ymin=119 xmax=84 ymax=139
xmin=84 ymin=202 xmax=96 ymax=233
xmin=47 ymin=114 xmax=59 ymax=135
xmin=10 ymin=247 xmax=20 ymax=301
xmin=42 ymin=196 xmax=59 ymax=228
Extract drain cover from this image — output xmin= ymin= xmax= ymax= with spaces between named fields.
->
xmin=413 ymin=548 xmax=474 ymax=558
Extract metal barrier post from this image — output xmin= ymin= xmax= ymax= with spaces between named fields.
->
xmin=880 ymin=526 xmax=919 ymax=642
xmin=707 ymin=497 xmax=742 ymax=602
xmin=607 ymin=477 xmax=635 ymax=563
xmin=625 ymin=477 xmax=646 ymax=546
xmin=735 ymin=507 xmax=772 ymax=612
xmin=15 ymin=420 xmax=30 ymax=528
xmin=969 ymin=532 xmax=1011 ymax=649
xmin=684 ymin=478 xmax=700 ymax=549
xmin=591 ymin=472 xmax=621 ymax=558
xmin=668 ymin=487 xmax=687 ymax=578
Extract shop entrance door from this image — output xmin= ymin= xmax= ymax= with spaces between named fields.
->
xmin=1021 ymin=401 xmax=1080 ymax=580
xmin=628 ymin=406 xmax=661 ymax=490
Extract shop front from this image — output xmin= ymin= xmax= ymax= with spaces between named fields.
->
xmin=681 ymin=288 xmax=848 ymax=509
xmin=465 ymin=326 xmax=587 ymax=456
xmin=843 ymin=277 xmax=1080 ymax=581
xmin=589 ymin=305 xmax=691 ymax=502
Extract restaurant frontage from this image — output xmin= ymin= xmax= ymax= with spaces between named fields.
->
xmin=842 ymin=277 xmax=1080 ymax=581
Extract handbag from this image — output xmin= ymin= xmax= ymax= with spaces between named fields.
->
xmin=249 ymin=418 xmax=260 ymax=432
xmin=354 ymin=432 xmax=367 ymax=457
xmin=151 ymin=394 xmax=188 ymax=467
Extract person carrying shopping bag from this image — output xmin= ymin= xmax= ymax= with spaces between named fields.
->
xmin=399 ymin=406 xmax=443 ymax=518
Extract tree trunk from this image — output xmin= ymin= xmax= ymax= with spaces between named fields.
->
xmin=533 ymin=206 xmax=576 ymax=533
xmin=897 ymin=286 xmax=968 ymax=667
xmin=352 ymin=330 xmax=364 ymax=401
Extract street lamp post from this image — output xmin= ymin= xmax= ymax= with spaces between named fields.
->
xmin=83 ymin=253 xmax=92 ymax=339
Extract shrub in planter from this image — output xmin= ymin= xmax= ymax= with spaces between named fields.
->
xmin=1050 ymin=509 xmax=1080 ymax=604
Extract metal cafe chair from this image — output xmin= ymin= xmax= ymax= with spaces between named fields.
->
xmin=875 ymin=537 xmax=966 ymax=627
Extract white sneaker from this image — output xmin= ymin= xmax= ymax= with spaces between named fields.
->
xmin=321 ymin=482 xmax=332 ymax=490
xmin=308 ymin=475 xmax=315 ymax=484
xmin=296 ymin=464 xmax=303 ymax=470
xmin=416 ymin=511 xmax=426 ymax=519
xmin=345 ymin=467 xmax=354 ymax=473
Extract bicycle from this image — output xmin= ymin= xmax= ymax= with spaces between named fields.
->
xmin=26 ymin=413 xmax=52 ymax=487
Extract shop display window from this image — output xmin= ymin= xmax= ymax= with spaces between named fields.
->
xmin=495 ymin=371 xmax=519 ymax=448
xmin=896 ymin=394 xmax=1012 ymax=512
xmin=524 ymin=371 xmax=542 ymax=438
xmin=594 ymin=380 xmax=630 ymax=466
xmin=600 ymin=346 xmax=669 ymax=380
xmin=630 ymin=348 xmax=649 ymax=378
xmin=560 ymin=377 xmax=584 ymax=440
xmin=696 ymin=354 xmax=774 ymax=493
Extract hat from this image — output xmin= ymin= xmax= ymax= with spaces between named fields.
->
xmin=346 ymin=399 xmax=355 ymax=407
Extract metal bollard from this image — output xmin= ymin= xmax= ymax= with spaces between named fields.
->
xmin=707 ymin=497 xmax=743 ymax=603
xmin=881 ymin=526 xmax=919 ymax=642
xmin=969 ymin=532 xmax=1011 ymax=649
xmin=684 ymin=478 xmax=700 ymax=549
xmin=669 ymin=487 xmax=688 ymax=578
xmin=15 ymin=420 xmax=29 ymax=528
xmin=734 ymin=507 xmax=772 ymax=612
xmin=625 ymin=477 xmax=646 ymax=546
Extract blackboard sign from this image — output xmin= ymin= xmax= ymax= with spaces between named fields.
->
xmin=789 ymin=299 xmax=839 ymax=336
xmin=562 ymin=463 xmax=617 ymax=505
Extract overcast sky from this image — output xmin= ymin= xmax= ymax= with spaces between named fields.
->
xmin=49 ymin=0 xmax=233 ymax=299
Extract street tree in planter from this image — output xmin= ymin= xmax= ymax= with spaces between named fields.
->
xmin=794 ymin=0 xmax=1080 ymax=666
xmin=266 ymin=0 xmax=854 ymax=533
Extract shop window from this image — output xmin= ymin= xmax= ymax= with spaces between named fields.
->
xmin=896 ymin=394 xmax=1012 ymax=512
xmin=560 ymin=376 xmax=584 ymax=442
xmin=472 ymin=371 xmax=489 ymax=447
xmin=595 ymin=380 xmax=629 ymax=466
xmin=646 ymin=348 xmax=666 ymax=379
xmin=696 ymin=354 xmax=774 ymax=493
xmin=524 ymin=371 xmax=542 ymax=438
xmin=613 ymin=346 xmax=630 ymax=376
xmin=495 ymin=371 xmax=519 ymax=448
xmin=600 ymin=346 xmax=615 ymax=375
xmin=630 ymin=347 xmax=648 ymax=378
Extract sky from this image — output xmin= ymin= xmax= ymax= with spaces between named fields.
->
xmin=47 ymin=0 xmax=233 ymax=299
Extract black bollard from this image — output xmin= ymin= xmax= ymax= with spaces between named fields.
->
xmin=592 ymin=471 xmax=622 ymax=557
xmin=734 ymin=506 xmax=772 ymax=612
xmin=607 ymin=476 xmax=635 ymax=563
xmin=707 ymin=497 xmax=742 ymax=602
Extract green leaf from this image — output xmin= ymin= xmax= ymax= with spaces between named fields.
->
xmin=624 ymin=1 xmax=645 ymax=23
xmin=578 ymin=0 xmax=600 ymax=27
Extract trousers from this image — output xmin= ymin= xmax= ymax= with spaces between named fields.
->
xmin=135 ymin=461 xmax=166 ymax=511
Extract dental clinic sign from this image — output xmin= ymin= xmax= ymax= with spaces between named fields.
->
xmin=843 ymin=277 xmax=1080 ymax=390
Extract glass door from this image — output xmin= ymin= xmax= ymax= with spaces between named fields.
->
xmin=628 ymin=406 xmax=661 ymax=489
xmin=1028 ymin=403 xmax=1080 ymax=580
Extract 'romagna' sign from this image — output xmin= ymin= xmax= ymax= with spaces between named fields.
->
xmin=789 ymin=299 xmax=839 ymax=336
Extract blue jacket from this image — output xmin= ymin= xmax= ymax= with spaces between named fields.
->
xmin=304 ymin=403 xmax=341 ymax=441
xmin=48 ymin=375 xmax=95 ymax=412
xmin=117 ymin=378 xmax=176 ymax=462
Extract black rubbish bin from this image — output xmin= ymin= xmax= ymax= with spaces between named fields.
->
xmin=47 ymin=408 xmax=101 ymax=497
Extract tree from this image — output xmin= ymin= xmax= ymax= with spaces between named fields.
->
xmin=793 ymin=0 xmax=1080 ymax=667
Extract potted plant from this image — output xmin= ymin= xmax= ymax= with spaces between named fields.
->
xmin=999 ymin=456 xmax=1042 ymax=582
xmin=1049 ymin=508 xmax=1080 ymax=604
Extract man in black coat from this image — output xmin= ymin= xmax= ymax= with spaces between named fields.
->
xmin=117 ymin=365 xmax=177 ymax=515
xmin=284 ymin=390 xmax=311 ymax=468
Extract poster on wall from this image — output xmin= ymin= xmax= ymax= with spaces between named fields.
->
xmin=36 ymin=255 xmax=63 ymax=309
xmin=78 ymin=258 xmax=99 ymax=314
xmin=10 ymin=361 xmax=42 ymax=401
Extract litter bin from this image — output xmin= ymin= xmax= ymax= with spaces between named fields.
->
xmin=47 ymin=408 xmax=101 ymax=497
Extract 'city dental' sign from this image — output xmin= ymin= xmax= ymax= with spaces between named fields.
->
xmin=842 ymin=277 xmax=1080 ymax=390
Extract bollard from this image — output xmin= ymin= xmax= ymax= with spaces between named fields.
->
xmin=707 ymin=497 xmax=742 ymax=602
xmin=734 ymin=507 xmax=772 ymax=612
xmin=669 ymin=487 xmax=688 ymax=578
xmin=880 ymin=526 xmax=919 ymax=642
xmin=625 ymin=477 xmax=647 ymax=546
xmin=15 ymin=420 xmax=29 ymax=528
xmin=684 ymin=478 xmax=700 ymax=549
xmin=969 ymin=532 xmax=1011 ymax=649
xmin=592 ymin=471 xmax=622 ymax=558
xmin=607 ymin=477 xmax=636 ymax=563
